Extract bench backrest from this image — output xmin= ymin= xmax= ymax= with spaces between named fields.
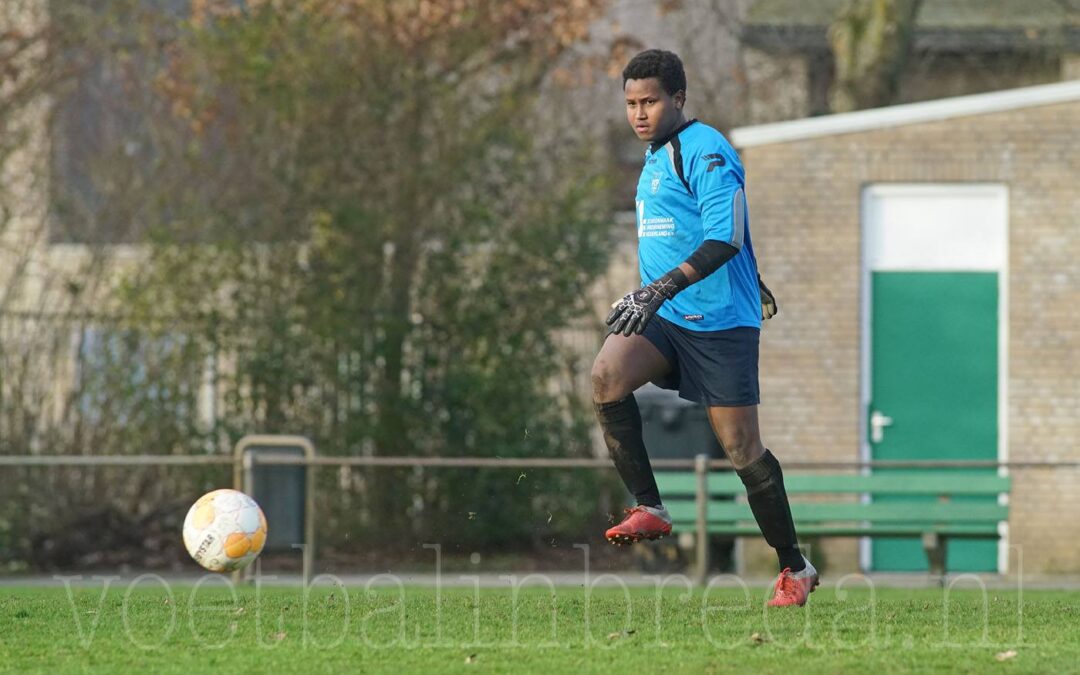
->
xmin=655 ymin=471 xmax=1011 ymax=526
xmin=655 ymin=471 xmax=1010 ymax=497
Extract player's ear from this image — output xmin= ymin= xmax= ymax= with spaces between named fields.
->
xmin=674 ymin=90 xmax=686 ymax=110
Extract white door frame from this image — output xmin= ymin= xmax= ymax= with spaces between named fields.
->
xmin=858 ymin=183 xmax=1010 ymax=573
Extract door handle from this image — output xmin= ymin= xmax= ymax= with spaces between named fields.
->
xmin=870 ymin=410 xmax=894 ymax=443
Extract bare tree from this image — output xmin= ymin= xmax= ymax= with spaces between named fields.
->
xmin=828 ymin=0 xmax=923 ymax=112
xmin=2 ymin=0 xmax=622 ymax=569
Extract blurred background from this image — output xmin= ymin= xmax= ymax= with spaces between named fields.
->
xmin=1 ymin=0 xmax=1077 ymax=578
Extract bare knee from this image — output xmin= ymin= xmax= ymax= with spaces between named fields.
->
xmin=591 ymin=356 xmax=629 ymax=404
xmin=708 ymin=406 xmax=768 ymax=468
xmin=720 ymin=432 xmax=763 ymax=469
xmin=710 ymin=413 xmax=765 ymax=470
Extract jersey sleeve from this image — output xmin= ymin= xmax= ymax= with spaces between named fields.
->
xmin=687 ymin=150 xmax=747 ymax=250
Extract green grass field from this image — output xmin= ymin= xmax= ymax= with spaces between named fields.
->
xmin=1 ymin=581 xmax=1074 ymax=673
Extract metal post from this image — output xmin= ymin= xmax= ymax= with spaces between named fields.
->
xmin=238 ymin=450 xmax=256 ymax=585
xmin=694 ymin=453 xmax=709 ymax=584
xmin=303 ymin=448 xmax=315 ymax=588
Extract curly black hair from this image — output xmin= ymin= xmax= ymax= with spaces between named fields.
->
xmin=622 ymin=49 xmax=686 ymax=95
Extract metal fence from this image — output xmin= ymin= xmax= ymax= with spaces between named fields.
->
xmin=6 ymin=454 xmax=1079 ymax=469
xmin=3 ymin=435 xmax=1078 ymax=584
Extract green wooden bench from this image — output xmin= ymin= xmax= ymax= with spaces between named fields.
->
xmin=655 ymin=460 xmax=1010 ymax=579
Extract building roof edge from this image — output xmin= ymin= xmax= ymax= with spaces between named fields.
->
xmin=730 ymin=79 xmax=1080 ymax=147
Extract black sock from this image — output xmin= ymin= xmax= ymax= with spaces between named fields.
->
xmin=594 ymin=395 xmax=661 ymax=508
xmin=736 ymin=449 xmax=805 ymax=573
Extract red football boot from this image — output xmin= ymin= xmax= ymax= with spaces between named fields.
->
xmin=767 ymin=557 xmax=819 ymax=607
xmin=605 ymin=505 xmax=672 ymax=546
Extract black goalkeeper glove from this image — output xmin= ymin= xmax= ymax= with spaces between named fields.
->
xmin=606 ymin=269 xmax=689 ymax=336
xmin=758 ymin=274 xmax=778 ymax=320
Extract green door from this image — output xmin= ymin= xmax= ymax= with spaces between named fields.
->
xmin=870 ymin=272 xmax=999 ymax=572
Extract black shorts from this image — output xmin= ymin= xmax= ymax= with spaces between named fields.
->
xmin=639 ymin=317 xmax=760 ymax=407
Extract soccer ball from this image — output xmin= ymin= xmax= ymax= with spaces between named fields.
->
xmin=183 ymin=489 xmax=268 ymax=572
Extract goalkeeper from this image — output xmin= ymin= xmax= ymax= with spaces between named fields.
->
xmin=594 ymin=49 xmax=816 ymax=607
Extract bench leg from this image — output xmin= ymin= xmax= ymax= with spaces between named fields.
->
xmin=696 ymin=532 xmax=710 ymax=584
xmin=922 ymin=533 xmax=947 ymax=584
xmin=695 ymin=454 xmax=710 ymax=584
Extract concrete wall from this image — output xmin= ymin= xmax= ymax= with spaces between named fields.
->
xmin=1 ymin=1 xmax=151 ymax=438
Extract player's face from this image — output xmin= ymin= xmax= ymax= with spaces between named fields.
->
xmin=624 ymin=77 xmax=685 ymax=143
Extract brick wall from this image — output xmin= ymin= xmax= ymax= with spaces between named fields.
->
xmin=739 ymin=100 xmax=1080 ymax=573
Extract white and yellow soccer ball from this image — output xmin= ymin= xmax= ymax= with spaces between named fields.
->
xmin=183 ymin=489 xmax=268 ymax=572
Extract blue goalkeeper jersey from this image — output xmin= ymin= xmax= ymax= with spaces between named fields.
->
xmin=635 ymin=119 xmax=761 ymax=332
